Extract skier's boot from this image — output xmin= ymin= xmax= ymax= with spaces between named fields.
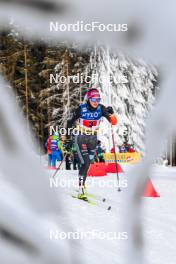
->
xmin=78 ymin=176 xmax=88 ymax=201
xmin=78 ymin=187 xmax=88 ymax=200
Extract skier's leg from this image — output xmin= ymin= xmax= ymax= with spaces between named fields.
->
xmin=48 ymin=154 xmax=52 ymax=167
xmin=51 ymin=151 xmax=57 ymax=168
xmin=87 ymin=135 xmax=98 ymax=168
xmin=76 ymin=134 xmax=98 ymax=185
xmin=78 ymin=135 xmax=97 ymax=187
xmin=56 ymin=150 xmax=62 ymax=162
xmin=51 ymin=152 xmax=54 ymax=167
xmin=75 ymin=134 xmax=90 ymax=197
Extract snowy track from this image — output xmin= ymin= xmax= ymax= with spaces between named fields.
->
xmin=48 ymin=165 xmax=176 ymax=264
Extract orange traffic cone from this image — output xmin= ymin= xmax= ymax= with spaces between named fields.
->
xmin=143 ymin=179 xmax=160 ymax=197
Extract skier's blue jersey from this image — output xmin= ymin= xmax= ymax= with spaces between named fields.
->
xmin=66 ymin=102 xmax=111 ymax=131
xmin=78 ymin=103 xmax=103 ymax=129
xmin=80 ymin=103 xmax=103 ymax=120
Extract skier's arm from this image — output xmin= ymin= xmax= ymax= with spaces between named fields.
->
xmin=66 ymin=106 xmax=81 ymax=138
xmin=101 ymin=105 xmax=118 ymax=125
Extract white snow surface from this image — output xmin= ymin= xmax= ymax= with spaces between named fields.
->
xmin=49 ymin=164 xmax=176 ymax=264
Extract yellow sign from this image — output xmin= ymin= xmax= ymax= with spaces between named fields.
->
xmin=104 ymin=152 xmax=141 ymax=164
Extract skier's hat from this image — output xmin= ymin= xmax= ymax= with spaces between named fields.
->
xmin=87 ymin=88 xmax=100 ymax=100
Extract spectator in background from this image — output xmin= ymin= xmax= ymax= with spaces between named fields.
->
xmin=72 ymin=142 xmax=80 ymax=170
xmin=45 ymin=132 xmax=63 ymax=170
xmin=95 ymin=140 xmax=106 ymax=163
xmin=45 ymin=134 xmax=52 ymax=168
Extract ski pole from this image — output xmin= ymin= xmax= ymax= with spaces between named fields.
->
xmin=111 ymin=125 xmax=121 ymax=192
xmin=52 ymin=152 xmax=67 ymax=178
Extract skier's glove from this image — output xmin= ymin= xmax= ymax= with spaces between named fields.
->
xmin=107 ymin=106 xmax=118 ymax=125
xmin=106 ymin=106 xmax=114 ymax=115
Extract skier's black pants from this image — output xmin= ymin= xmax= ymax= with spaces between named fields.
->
xmin=74 ymin=134 xmax=97 ymax=185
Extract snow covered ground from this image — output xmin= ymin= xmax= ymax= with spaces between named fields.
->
xmin=48 ymin=164 xmax=176 ymax=264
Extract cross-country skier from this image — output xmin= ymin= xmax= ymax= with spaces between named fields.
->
xmin=65 ymin=88 xmax=117 ymax=200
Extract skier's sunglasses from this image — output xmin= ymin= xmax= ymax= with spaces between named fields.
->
xmin=90 ymin=98 xmax=101 ymax=103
